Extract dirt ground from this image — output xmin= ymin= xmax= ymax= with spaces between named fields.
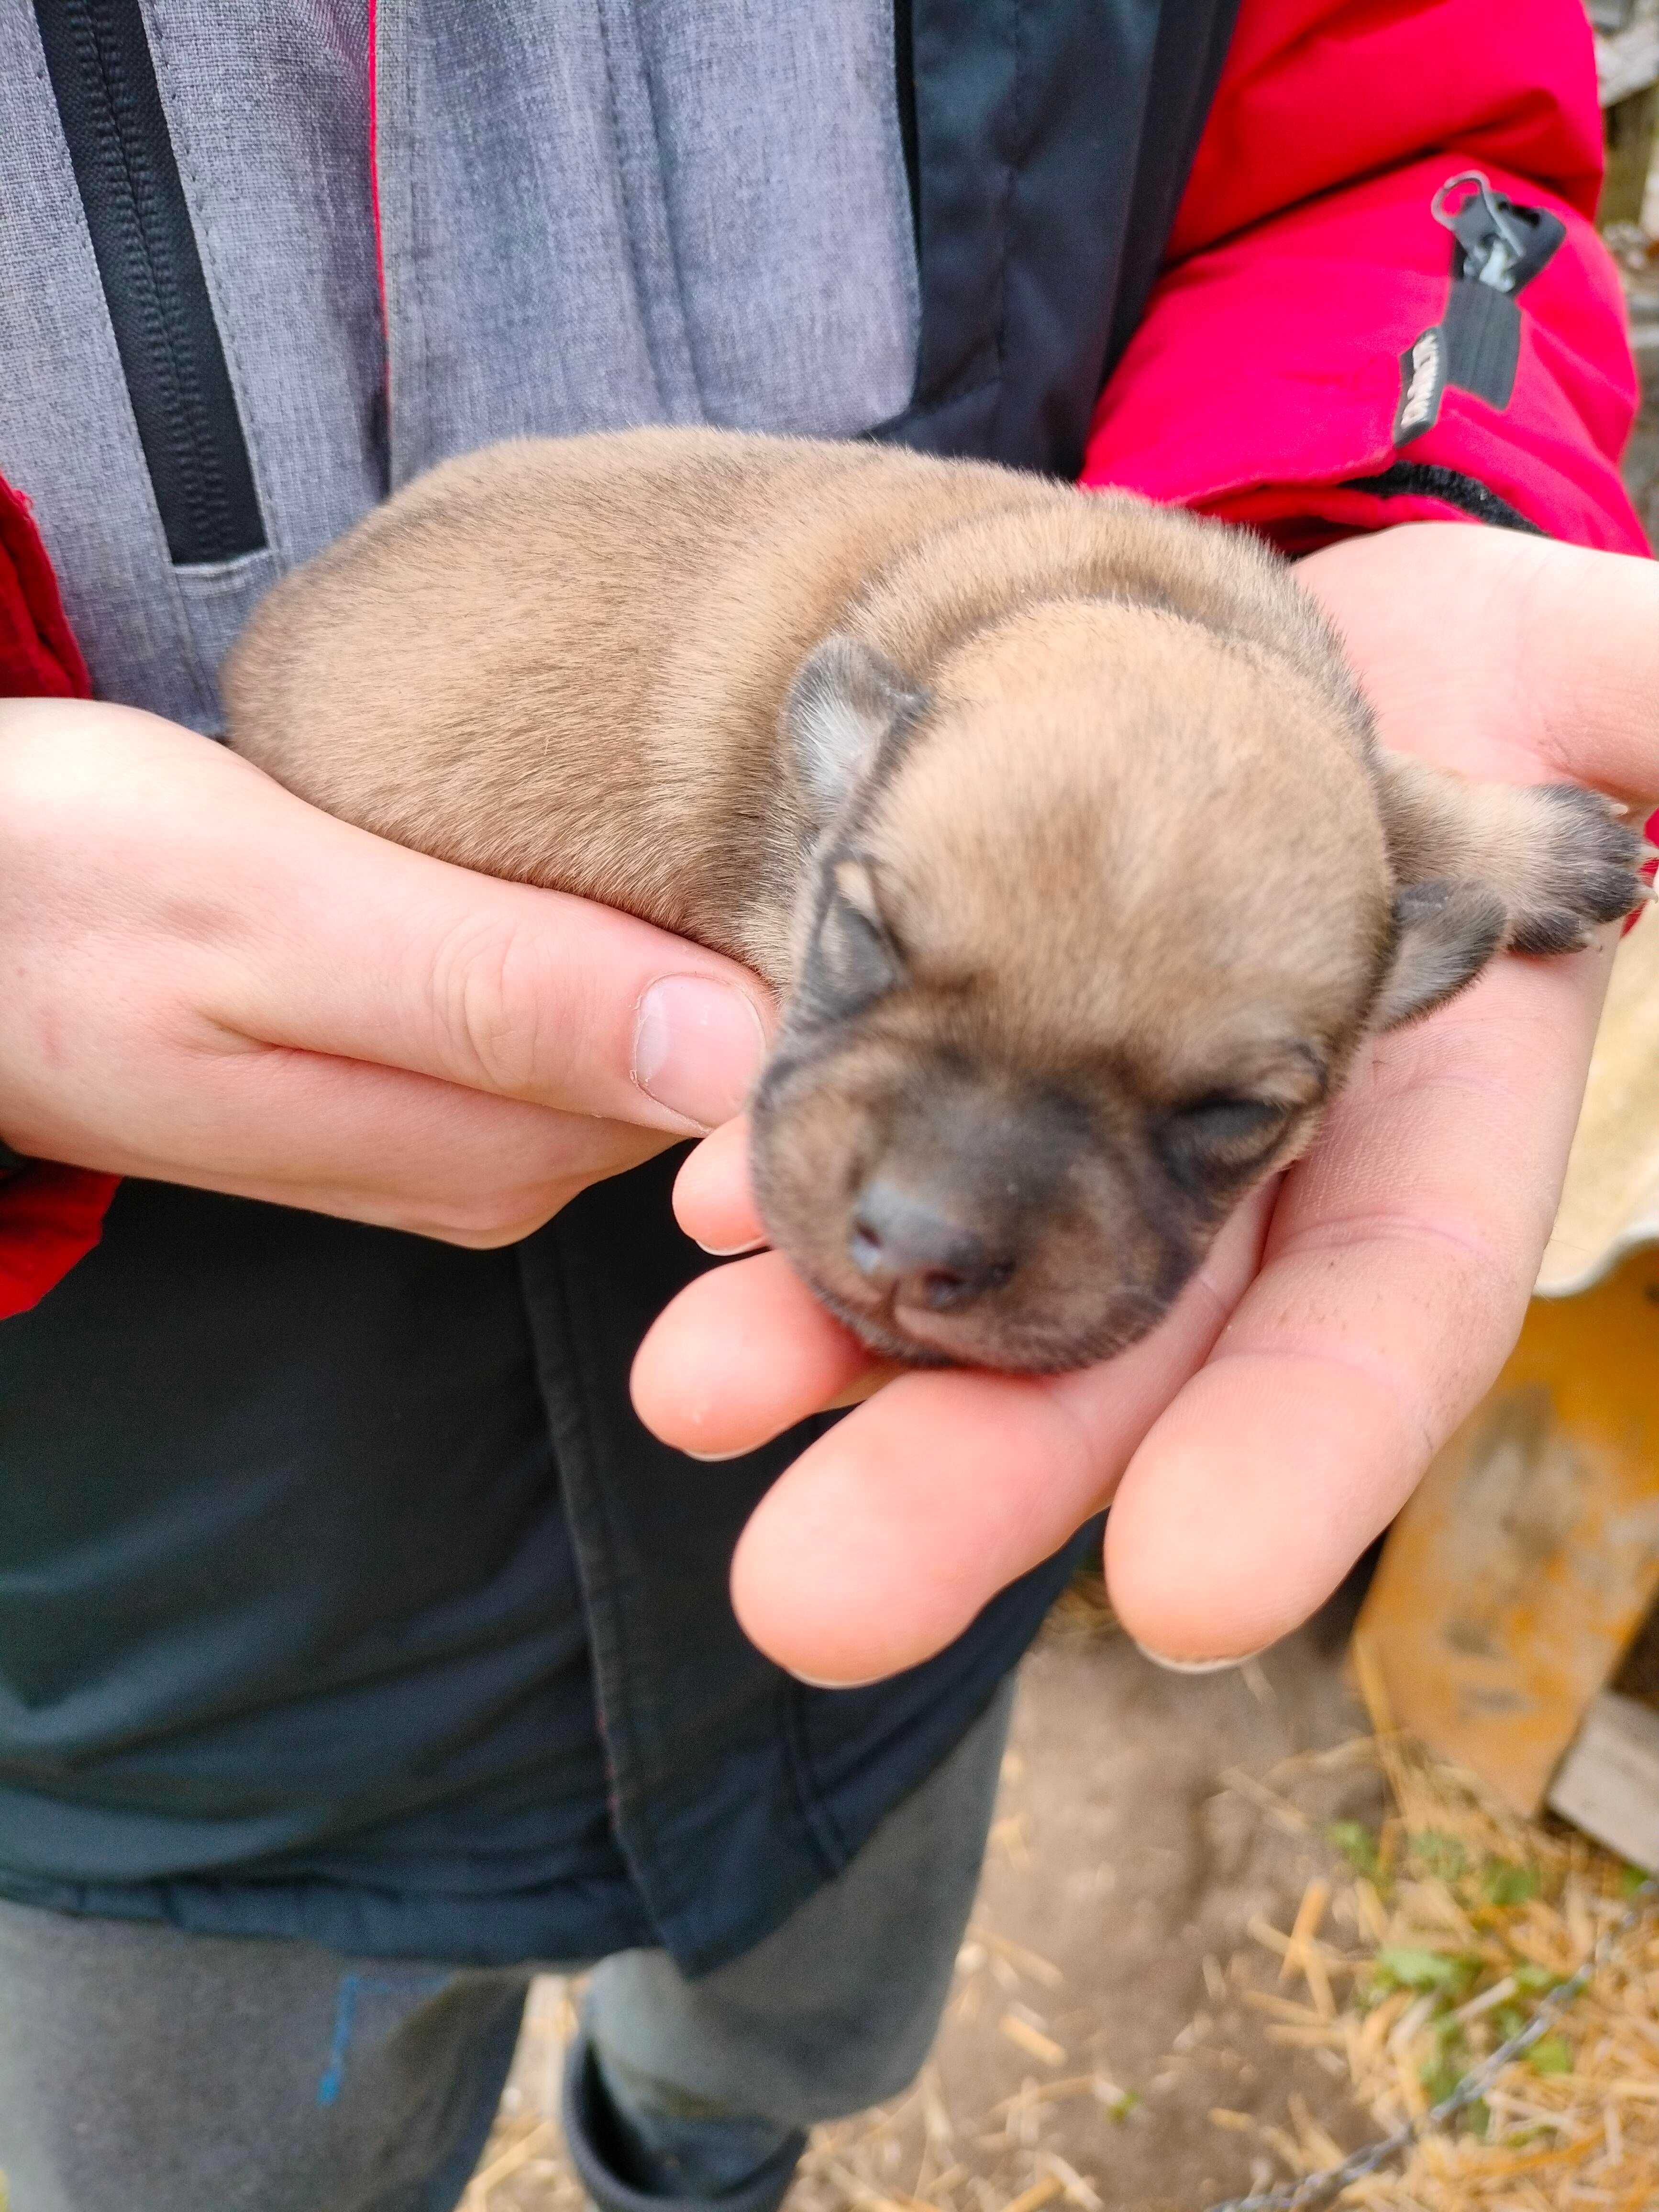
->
xmin=801 ymin=1596 xmax=1388 ymax=2212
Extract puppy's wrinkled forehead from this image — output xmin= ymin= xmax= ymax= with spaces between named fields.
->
xmin=852 ymin=601 xmax=1391 ymax=1090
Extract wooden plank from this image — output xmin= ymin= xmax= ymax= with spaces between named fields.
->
xmin=1602 ymin=81 xmax=1659 ymax=225
xmin=1599 ymin=21 xmax=1659 ymax=109
xmin=1548 ymin=1691 xmax=1659 ymax=1870
xmin=1354 ymin=1244 xmax=1659 ymax=1815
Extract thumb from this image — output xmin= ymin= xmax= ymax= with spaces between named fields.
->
xmin=239 ymin=788 xmax=774 ymax=1131
xmin=1518 ymin=540 xmax=1659 ymax=810
xmin=90 ymin=716 xmax=779 ymax=1131
xmin=1300 ymin=527 xmax=1659 ymax=807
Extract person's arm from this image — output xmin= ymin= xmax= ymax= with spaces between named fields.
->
xmin=1082 ymin=0 xmax=1645 ymax=555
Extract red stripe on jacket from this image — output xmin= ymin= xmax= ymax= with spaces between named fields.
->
xmin=0 ymin=475 xmax=120 ymax=1319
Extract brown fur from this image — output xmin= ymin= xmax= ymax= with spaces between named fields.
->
xmin=226 ymin=429 xmax=1642 ymax=1372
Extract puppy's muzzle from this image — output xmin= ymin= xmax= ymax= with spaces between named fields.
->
xmin=848 ymin=1177 xmax=1017 ymax=1315
xmin=753 ymin=1050 xmax=1181 ymax=1371
xmin=836 ymin=1075 xmax=1081 ymax=1344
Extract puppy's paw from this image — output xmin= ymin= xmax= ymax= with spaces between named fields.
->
xmin=1504 ymin=783 xmax=1648 ymax=956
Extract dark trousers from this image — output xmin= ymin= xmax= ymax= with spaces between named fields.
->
xmin=0 ymin=1682 xmax=1013 ymax=2212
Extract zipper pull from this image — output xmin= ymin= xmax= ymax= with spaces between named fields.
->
xmin=1431 ymin=171 xmax=1531 ymax=294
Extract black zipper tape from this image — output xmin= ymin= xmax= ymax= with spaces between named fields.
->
xmin=33 ymin=0 xmax=267 ymax=565
xmin=1439 ymin=280 xmax=1522 ymax=412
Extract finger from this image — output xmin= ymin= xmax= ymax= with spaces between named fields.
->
xmin=673 ymin=1116 xmax=768 ymax=1254
xmin=228 ymin=794 xmax=774 ymax=1132
xmin=632 ymin=1250 xmax=876 ymax=1457
xmin=725 ymin=1191 xmax=1270 ymax=1683
xmin=823 ymin=1361 xmax=910 ymax=1412
xmin=1104 ymin=938 xmax=1612 ymax=1665
xmin=35 ymin=1028 xmax=663 ymax=1243
xmin=1300 ymin=527 xmax=1659 ymax=802
xmin=1517 ymin=543 xmax=1659 ymax=807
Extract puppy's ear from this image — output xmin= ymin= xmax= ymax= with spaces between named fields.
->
xmin=1371 ymin=879 xmax=1506 ymax=1030
xmin=785 ymin=636 xmax=925 ymax=818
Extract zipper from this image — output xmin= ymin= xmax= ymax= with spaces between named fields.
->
xmin=32 ymin=0 xmax=267 ymax=566
xmin=1430 ymin=170 xmax=1566 ymax=299
xmin=1392 ymin=170 xmax=1568 ymax=446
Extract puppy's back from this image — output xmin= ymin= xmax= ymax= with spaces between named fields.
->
xmin=226 ymin=428 xmax=1361 ymax=978
xmin=227 ymin=431 xmax=1029 ymax=971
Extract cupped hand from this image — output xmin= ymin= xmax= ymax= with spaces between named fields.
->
xmin=634 ymin=523 xmax=1659 ymax=1681
xmin=0 ymin=699 xmax=771 ymax=1241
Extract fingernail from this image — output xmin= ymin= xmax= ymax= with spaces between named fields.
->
xmin=682 ymin=1446 xmax=752 ymax=1463
xmin=1132 ymin=1637 xmax=1270 ymax=1675
xmin=693 ymin=1235 xmax=768 ymax=1257
xmin=790 ymin=1668 xmax=888 ymax=1691
xmin=633 ymin=978 xmax=768 ymax=1131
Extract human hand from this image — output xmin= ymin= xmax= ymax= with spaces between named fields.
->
xmin=633 ymin=523 xmax=1659 ymax=1681
xmin=0 ymin=700 xmax=770 ymax=1241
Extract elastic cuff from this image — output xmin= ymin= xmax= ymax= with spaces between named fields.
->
xmin=561 ymin=2028 xmax=806 ymax=2212
xmin=1339 ymin=463 xmax=1548 ymax=537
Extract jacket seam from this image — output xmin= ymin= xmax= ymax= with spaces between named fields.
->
xmin=513 ymin=1234 xmax=677 ymax=1917
xmin=591 ymin=0 xmax=693 ymax=421
xmin=779 ymin=1682 xmax=855 ymax=1877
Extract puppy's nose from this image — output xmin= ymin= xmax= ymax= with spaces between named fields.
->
xmin=849 ymin=1179 xmax=1015 ymax=1312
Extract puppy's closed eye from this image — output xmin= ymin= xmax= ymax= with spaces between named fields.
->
xmin=814 ymin=859 xmax=904 ymax=1007
xmin=1159 ymin=1093 xmax=1290 ymax=1189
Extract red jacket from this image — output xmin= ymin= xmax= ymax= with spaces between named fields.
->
xmin=0 ymin=0 xmax=1650 ymax=1317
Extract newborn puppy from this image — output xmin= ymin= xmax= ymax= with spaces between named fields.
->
xmin=225 ymin=429 xmax=1641 ymax=1373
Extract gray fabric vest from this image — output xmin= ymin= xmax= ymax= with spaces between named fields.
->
xmin=0 ymin=0 xmax=918 ymax=731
